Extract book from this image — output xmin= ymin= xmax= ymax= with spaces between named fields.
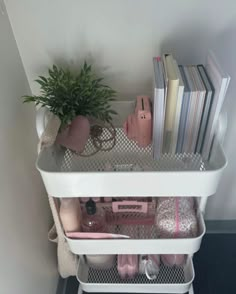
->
xmin=182 ymin=66 xmax=198 ymax=153
xmin=189 ymin=66 xmax=206 ymax=153
xmin=162 ymin=53 xmax=168 ymax=99
xmin=171 ymin=60 xmax=184 ymax=153
xmin=162 ymin=54 xmax=179 ymax=153
xmin=176 ymin=66 xmax=191 ymax=153
xmin=195 ymin=65 xmax=214 ymax=153
xmin=202 ymin=51 xmax=230 ymax=159
xmin=153 ymin=57 xmax=165 ymax=159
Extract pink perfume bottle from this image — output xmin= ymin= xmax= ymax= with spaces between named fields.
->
xmin=81 ymin=198 xmax=106 ymax=232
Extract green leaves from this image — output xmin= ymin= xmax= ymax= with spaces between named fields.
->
xmin=22 ymin=62 xmax=117 ymax=126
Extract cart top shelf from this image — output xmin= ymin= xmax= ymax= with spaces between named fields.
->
xmin=37 ymin=126 xmax=227 ymax=197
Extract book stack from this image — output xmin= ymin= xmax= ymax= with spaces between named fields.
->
xmin=152 ymin=51 xmax=230 ymax=160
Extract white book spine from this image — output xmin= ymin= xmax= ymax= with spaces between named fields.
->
xmin=153 ymin=88 xmax=165 ymax=159
xmin=202 ymin=53 xmax=230 ymax=159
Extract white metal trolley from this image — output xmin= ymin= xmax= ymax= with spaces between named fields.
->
xmin=36 ymin=101 xmax=227 ymax=294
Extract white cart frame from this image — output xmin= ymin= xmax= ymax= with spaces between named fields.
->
xmin=36 ymin=102 xmax=227 ymax=294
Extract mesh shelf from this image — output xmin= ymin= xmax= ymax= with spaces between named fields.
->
xmin=37 ymin=127 xmax=227 ymax=197
xmin=77 ymin=257 xmax=194 ymax=293
xmin=60 ymin=129 xmax=208 ymax=172
xmin=66 ymin=210 xmax=205 ymax=255
xmin=87 ymin=262 xmax=185 ymax=284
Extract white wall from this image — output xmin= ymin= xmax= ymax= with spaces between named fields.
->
xmin=5 ymin=0 xmax=236 ymax=219
xmin=0 ymin=5 xmax=58 ymax=294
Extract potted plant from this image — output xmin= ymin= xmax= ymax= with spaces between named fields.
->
xmin=23 ymin=62 xmax=117 ymax=152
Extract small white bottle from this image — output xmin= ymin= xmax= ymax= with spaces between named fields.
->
xmin=60 ymin=198 xmax=81 ymax=233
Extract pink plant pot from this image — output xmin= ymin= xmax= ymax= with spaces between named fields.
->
xmin=56 ymin=115 xmax=90 ymax=153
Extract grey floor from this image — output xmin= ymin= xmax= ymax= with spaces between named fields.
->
xmin=193 ymin=233 xmax=236 ymax=293
xmin=58 ymin=233 xmax=236 ymax=294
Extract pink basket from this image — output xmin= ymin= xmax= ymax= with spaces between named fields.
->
xmin=106 ymin=199 xmax=156 ymax=226
xmin=80 ymin=198 xmax=156 ymax=226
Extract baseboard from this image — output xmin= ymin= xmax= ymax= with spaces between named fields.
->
xmin=206 ymin=220 xmax=236 ymax=233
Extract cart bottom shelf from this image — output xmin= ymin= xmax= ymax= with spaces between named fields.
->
xmin=77 ymin=257 xmax=194 ymax=293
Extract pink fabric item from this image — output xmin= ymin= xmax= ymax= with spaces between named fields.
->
xmin=157 ymin=197 xmax=196 ymax=267
xmin=118 ymin=255 xmax=138 ymax=279
xmin=175 ymin=198 xmax=180 ymax=238
xmin=117 ymin=255 xmax=127 ymax=279
xmin=161 ymin=254 xmax=186 ymax=267
xmin=66 ymin=232 xmax=130 ymax=239
xmin=156 ymin=197 xmax=198 ymax=238
xmin=56 ymin=115 xmax=90 ymax=153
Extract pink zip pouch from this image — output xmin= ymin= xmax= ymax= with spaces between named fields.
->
xmin=156 ymin=197 xmax=197 ymax=267
xmin=156 ymin=197 xmax=198 ymax=238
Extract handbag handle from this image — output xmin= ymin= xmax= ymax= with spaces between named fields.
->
xmin=36 ymin=106 xmax=49 ymax=139
xmin=112 ymin=201 xmax=148 ymax=213
xmin=36 ymin=107 xmax=61 ymax=154
xmin=48 ymin=224 xmax=58 ymax=243
xmin=144 ymin=260 xmax=157 ymax=280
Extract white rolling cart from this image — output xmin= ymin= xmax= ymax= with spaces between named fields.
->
xmin=36 ymin=102 xmax=227 ymax=294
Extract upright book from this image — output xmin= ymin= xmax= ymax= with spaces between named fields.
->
xmin=176 ymin=66 xmax=191 ymax=153
xmin=171 ymin=60 xmax=184 ymax=154
xmin=189 ymin=66 xmax=206 ymax=153
xmin=195 ymin=65 xmax=214 ymax=153
xmin=153 ymin=57 xmax=165 ymax=159
xmin=202 ymin=51 xmax=230 ymax=159
xmin=182 ymin=66 xmax=198 ymax=153
xmin=162 ymin=54 xmax=179 ymax=153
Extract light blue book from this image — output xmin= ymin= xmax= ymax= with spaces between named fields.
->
xmin=182 ymin=66 xmax=198 ymax=153
xmin=176 ymin=66 xmax=191 ymax=153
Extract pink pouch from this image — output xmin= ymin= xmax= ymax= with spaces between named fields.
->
xmin=161 ymin=254 xmax=186 ymax=267
xmin=156 ymin=197 xmax=198 ymax=238
xmin=117 ymin=255 xmax=138 ymax=279
xmin=156 ymin=197 xmax=197 ymax=267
